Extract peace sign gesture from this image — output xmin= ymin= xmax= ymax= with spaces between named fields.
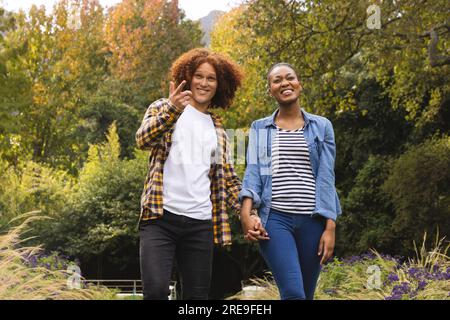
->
xmin=168 ymin=80 xmax=192 ymax=111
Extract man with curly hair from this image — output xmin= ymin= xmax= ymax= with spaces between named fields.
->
xmin=136 ymin=48 xmax=261 ymax=300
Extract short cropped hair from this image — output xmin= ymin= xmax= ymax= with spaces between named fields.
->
xmin=170 ymin=48 xmax=243 ymax=109
xmin=266 ymin=62 xmax=298 ymax=83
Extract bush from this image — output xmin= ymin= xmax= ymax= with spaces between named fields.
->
xmin=337 ymin=155 xmax=397 ymax=256
xmin=382 ymin=135 xmax=450 ymax=254
xmin=33 ymin=123 xmax=147 ymax=276
xmin=0 ymin=159 xmax=73 ymax=227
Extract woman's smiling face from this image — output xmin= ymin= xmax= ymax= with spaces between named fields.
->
xmin=268 ymin=65 xmax=302 ymax=105
xmin=190 ymin=62 xmax=218 ymax=108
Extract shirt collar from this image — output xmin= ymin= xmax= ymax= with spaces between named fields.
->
xmin=264 ymin=107 xmax=311 ymax=127
xmin=209 ymin=112 xmax=223 ymax=128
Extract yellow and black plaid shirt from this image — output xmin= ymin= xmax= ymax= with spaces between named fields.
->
xmin=136 ymin=99 xmax=241 ymax=246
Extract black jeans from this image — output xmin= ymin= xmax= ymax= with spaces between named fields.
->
xmin=139 ymin=209 xmax=214 ymax=300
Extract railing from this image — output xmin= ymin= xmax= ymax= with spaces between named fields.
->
xmin=82 ymin=279 xmax=177 ymax=300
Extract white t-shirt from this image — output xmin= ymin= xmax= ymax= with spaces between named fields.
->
xmin=162 ymin=105 xmax=218 ymax=220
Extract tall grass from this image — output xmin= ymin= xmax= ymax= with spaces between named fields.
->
xmin=0 ymin=213 xmax=116 ymax=300
xmin=227 ymin=272 xmax=280 ymax=300
xmin=229 ymin=232 xmax=450 ymax=300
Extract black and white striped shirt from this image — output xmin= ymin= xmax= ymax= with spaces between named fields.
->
xmin=271 ymin=126 xmax=316 ymax=215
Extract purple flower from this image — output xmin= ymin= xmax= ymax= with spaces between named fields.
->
xmin=385 ymin=293 xmax=402 ymax=300
xmin=417 ymin=280 xmax=427 ymax=291
xmin=425 ymin=272 xmax=435 ymax=280
xmin=387 ymin=273 xmax=399 ymax=283
xmin=324 ymin=288 xmax=337 ymax=295
xmin=361 ymin=252 xmax=376 ymax=260
xmin=343 ymin=255 xmax=361 ymax=265
xmin=391 ymin=282 xmax=411 ymax=297
xmin=407 ymin=267 xmax=421 ymax=279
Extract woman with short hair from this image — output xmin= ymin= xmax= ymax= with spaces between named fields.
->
xmin=239 ymin=63 xmax=342 ymax=300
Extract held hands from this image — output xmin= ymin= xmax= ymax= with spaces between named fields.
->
xmin=168 ymin=80 xmax=192 ymax=111
xmin=241 ymin=214 xmax=270 ymax=242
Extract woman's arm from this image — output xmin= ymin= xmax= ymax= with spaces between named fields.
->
xmin=238 ymin=122 xmax=263 ymax=208
xmin=238 ymin=122 xmax=269 ymax=241
xmin=316 ymin=118 xmax=340 ymax=264
xmin=314 ymin=119 xmax=341 ymax=221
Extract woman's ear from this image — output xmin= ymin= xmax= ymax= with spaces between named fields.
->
xmin=266 ymin=85 xmax=272 ymax=96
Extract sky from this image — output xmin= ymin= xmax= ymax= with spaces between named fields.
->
xmin=0 ymin=0 xmax=243 ymax=20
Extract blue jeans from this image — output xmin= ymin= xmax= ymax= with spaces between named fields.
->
xmin=259 ymin=208 xmax=326 ymax=300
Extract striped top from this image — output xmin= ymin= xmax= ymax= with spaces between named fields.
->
xmin=271 ymin=126 xmax=316 ymax=215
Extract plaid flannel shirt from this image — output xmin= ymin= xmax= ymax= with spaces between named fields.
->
xmin=136 ymin=99 xmax=242 ymax=246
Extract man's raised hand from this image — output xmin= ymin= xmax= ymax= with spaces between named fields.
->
xmin=169 ymin=80 xmax=192 ymax=111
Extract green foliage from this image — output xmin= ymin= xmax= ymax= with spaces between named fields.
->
xmin=212 ymin=0 xmax=449 ymax=127
xmin=77 ymin=80 xmax=142 ymax=160
xmin=382 ymin=136 xmax=450 ymax=252
xmin=0 ymin=1 xmax=108 ymax=171
xmin=337 ymin=155 xmax=397 ymax=257
xmin=0 ymin=0 xmax=449 ymax=286
xmin=33 ymin=123 xmax=147 ymax=273
xmin=0 ymin=158 xmax=73 ymax=228
xmin=333 ymin=78 xmax=413 ymax=193
xmin=0 ymin=0 xmax=203 ymax=173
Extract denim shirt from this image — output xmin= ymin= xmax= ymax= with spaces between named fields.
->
xmin=238 ymin=108 xmax=342 ymax=227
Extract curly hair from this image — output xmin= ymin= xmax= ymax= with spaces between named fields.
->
xmin=170 ymin=48 xmax=243 ymax=109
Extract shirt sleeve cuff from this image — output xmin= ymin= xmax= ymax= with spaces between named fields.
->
xmin=238 ymin=188 xmax=262 ymax=209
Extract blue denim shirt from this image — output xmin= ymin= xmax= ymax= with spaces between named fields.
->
xmin=238 ymin=108 xmax=342 ymax=226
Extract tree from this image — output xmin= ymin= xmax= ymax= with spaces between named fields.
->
xmin=210 ymin=5 xmax=276 ymax=129
xmin=77 ymin=84 xmax=141 ymax=160
xmin=0 ymin=1 xmax=108 ymax=172
xmin=333 ymin=78 xmax=413 ymax=193
xmin=212 ymin=0 xmax=449 ymax=128
xmin=104 ymin=0 xmax=203 ymax=108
